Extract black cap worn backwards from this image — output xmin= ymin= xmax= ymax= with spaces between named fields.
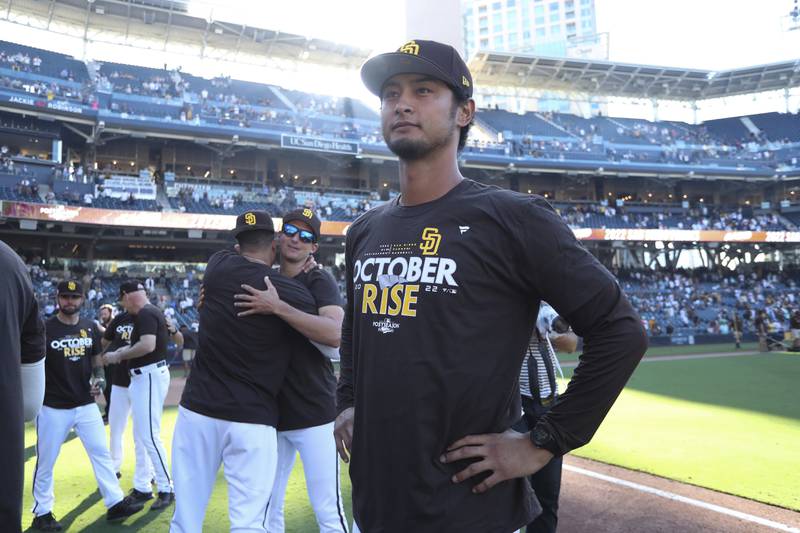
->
xmin=233 ymin=210 xmax=275 ymax=238
xmin=283 ymin=208 xmax=322 ymax=240
xmin=57 ymin=280 xmax=83 ymax=296
xmin=119 ymin=280 xmax=145 ymax=297
xmin=361 ymin=39 xmax=473 ymax=100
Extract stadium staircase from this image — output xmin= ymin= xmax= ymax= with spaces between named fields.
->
xmin=156 ymin=186 xmax=173 ymax=212
xmin=85 ymin=59 xmax=102 ymax=85
xmin=533 ymin=112 xmax=578 ymax=138
xmin=739 ymin=117 xmax=762 ymax=138
xmin=267 ymin=87 xmax=298 ymax=113
xmin=778 ymin=213 xmax=799 ymax=230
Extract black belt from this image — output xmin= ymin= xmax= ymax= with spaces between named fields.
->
xmin=130 ymin=360 xmax=167 ymax=375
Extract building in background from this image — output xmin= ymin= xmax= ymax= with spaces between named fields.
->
xmin=462 ymin=0 xmax=599 ymax=59
xmin=462 ymin=0 xmax=605 ymax=113
xmin=405 ymin=0 xmax=465 ymax=55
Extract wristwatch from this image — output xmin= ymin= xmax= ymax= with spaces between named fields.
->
xmin=530 ymin=424 xmax=560 ymax=456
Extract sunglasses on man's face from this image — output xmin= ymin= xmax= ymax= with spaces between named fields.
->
xmin=282 ymin=223 xmax=316 ymax=244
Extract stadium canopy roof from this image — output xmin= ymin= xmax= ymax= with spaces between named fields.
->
xmin=15 ymin=0 xmax=371 ymax=69
xmin=468 ymin=51 xmax=800 ymax=101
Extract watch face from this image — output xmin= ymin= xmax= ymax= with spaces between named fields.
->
xmin=533 ymin=426 xmax=551 ymax=446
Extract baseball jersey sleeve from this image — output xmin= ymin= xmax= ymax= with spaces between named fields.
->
xmin=306 ymin=269 xmax=343 ymax=309
xmin=515 ymin=196 xmax=647 ymax=456
xmin=135 ymin=306 xmax=160 ymax=336
xmin=20 ymin=298 xmax=45 ymax=364
xmin=336 ymin=219 xmax=361 ymax=414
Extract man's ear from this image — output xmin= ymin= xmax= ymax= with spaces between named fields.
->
xmin=311 ymin=242 xmax=319 ymax=254
xmin=457 ymin=99 xmax=476 ymax=128
xmin=234 ymin=243 xmax=240 ymax=254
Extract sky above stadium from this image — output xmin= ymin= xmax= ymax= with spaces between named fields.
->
xmin=184 ymin=0 xmax=800 ymax=70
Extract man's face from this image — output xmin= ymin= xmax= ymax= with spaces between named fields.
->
xmin=380 ymin=74 xmax=460 ymax=161
xmin=280 ymin=219 xmax=318 ymax=263
xmin=58 ymin=294 xmax=83 ymax=315
xmin=99 ymin=307 xmax=112 ymax=323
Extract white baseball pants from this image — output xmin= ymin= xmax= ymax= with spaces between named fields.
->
xmin=128 ymin=362 xmax=172 ymax=494
xmin=266 ymin=421 xmax=348 ymax=533
xmin=32 ymin=404 xmax=124 ymax=516
xmin=108 ymin=384 xmax=155 ymax=492
xmin=170 ymin=406 xmax=278 ymax=533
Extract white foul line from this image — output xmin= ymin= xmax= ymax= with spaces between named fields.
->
xmin=564 ymin=464 xmax=800 ymax=533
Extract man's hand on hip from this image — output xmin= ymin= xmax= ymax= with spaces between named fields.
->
xmin=441 ymin=429 xmax=555 ymax=494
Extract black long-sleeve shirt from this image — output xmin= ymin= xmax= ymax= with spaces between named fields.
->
xmin=337 ymin=179 xmax=646 ymax=533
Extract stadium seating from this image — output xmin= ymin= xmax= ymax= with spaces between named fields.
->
xmin=0 ymin=40 xmax=89 ymax=81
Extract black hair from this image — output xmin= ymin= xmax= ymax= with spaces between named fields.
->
xmin=236 ymin=229 xmax=275 ymax=252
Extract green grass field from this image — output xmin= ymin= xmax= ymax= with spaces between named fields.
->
xmin=19 ymin=344 xmax=799 ymax=531
xmin=563 ymin=351 xmax=800 ymax=511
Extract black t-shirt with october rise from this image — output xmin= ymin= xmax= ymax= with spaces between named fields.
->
xmin=277 ymin=267 xmax=343 ymax=431
xmin=44 ymin=316 xmax=102 ymax=409
xmin=181 ymin=250 xmax=320 ymax=427
xmin=129 ymin=304 xmax=169 ymax=369
xmin=338 ymin=179 xmax=645 ymax=533
xmin=103 ymin=312 xmax=134 ymax=387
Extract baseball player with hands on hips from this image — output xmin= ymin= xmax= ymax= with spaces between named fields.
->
xmin=234 ymin=208 xmax=348 ymax=533
xmin=102 ymin=280 xmax=175 ymax=512
xmin=170 ymin=211 xmax=327 ymax=533
xmin=335 ymin=40 xmax=647 ymax=532
xmin=32 ymin=280 xmax=144 ymax=532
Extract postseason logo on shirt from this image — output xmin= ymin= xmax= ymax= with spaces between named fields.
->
xmin=353 ymin=227 xmax=460 ymax=333
xmin=50 ymin=329 xmax=94 ymax=361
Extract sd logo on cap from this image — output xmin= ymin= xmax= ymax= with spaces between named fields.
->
xmin=233 ymin=210 xmax=275 ymax=237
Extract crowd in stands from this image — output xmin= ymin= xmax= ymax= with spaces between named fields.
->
xmin=618 ymin=268 xmax=799 ymax=340
xmin=557 ymin=203 xmax=791 ymax=231
xmin=16 ymin=248 xmax=800 ymax=345
xmin=2 ymin=39 xmax=800 ymax=172
xmin=21 ymin=255 xmax=203 ymax=337
xmin=169 ymin=183 xmax=379 ymax=221
xmin=2 ymin=170 xmax=797 ymax=229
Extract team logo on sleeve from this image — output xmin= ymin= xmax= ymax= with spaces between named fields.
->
xmin=244 ymin=212 xmax=257 ymax=225
xmin=420 ymin=227 xmax=441 ymax=256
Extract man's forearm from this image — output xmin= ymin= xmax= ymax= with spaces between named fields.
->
xmin=116 ymin=341 xmax=153 ymax=361
xmin=536 ymin=295 xmax=647 ymax=456
xmin=276 ymin=304 xmax=342 ymax=347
